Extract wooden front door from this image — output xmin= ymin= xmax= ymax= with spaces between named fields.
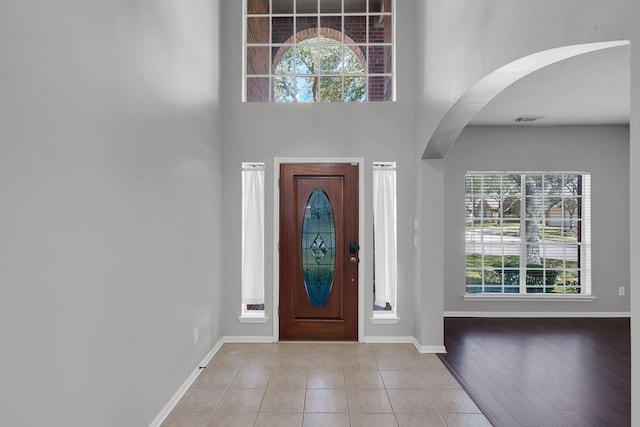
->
xmin=279 ymin=163 xmax=359 ymax=340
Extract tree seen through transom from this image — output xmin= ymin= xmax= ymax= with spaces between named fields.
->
xmin=274 ymin=37 xmax=366 ymax=102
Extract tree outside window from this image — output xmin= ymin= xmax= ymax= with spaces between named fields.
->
xmin=273 ymin=37 xmax=366 ymax=102
xmin=465 ymin=172 xmax=590 ymax=295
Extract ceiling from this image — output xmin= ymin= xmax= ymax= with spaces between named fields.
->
xmin=469 ymin=44 xmax=630 ymax=126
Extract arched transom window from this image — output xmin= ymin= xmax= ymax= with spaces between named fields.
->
xmin=244 ymin=0 xmax=395 ymax=102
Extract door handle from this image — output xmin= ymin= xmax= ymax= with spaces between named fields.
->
xmin=350 ymin=256 xmax=359 ymax=264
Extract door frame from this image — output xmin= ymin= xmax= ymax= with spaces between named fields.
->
xmin=274 ymin=157 xmax=365 ymax=342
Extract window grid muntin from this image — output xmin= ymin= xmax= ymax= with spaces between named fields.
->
xmin=244 ymin=0 xmax=395 ymax=102
xmin=465 ymin=172 xmax=589 ymax=295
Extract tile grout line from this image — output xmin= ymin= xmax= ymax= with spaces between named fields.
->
xmin=165 ymin=343 xmax=490 ymax=427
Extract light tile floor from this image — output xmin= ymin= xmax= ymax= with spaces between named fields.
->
xmin=161 ymin=343 xmax=491 ymax=427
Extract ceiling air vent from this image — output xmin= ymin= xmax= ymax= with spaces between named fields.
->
xmin=514 ymin=115 xmax=545 ymax=123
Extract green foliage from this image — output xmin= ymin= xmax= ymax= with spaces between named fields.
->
xmin=466 ymin=255 xmax=581 ymax=294
xmin=466 ymin=173 xmax=583 ymax=266
xmin=274 ymin=37 xmax=366 ymax=102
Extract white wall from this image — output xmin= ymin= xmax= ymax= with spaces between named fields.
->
xmin=416 ymin=0 xmax=638 ymax=422
xmin=0 ymin=1 xmax=223 ymax=426
xmin=417 ymin=0 xmax=637 ymax=151
xmin=444 ymin=126 xmax=630 ymax=313
xmin=414 ymin=159 xmax=445 ymax=348
xmin=2 ymin=0 xmax=636 ymax=423
xmin=630 ymin=11 xmax=640 ymax=427
xmin=220 ymin=1 xmax=419 ymax=340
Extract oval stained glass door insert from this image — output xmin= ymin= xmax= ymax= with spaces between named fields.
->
xmin=301 ymin=189 xmax=336 ymax=307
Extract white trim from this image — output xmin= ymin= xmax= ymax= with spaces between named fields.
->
xmin=149 ymin=332 xmax=448 ymax=426
xmin=238 ymin=316 xmax=269 ymax=324
xmin=369 ymin=316 xmax=400 ymax=324
xmin=224 ymin=335 xmax=276 ymax=343
xmin=410 ymin=337 xmax=447 ymax=354
xmin=444 ymin=311 xmax=631 ymax=318
xmin=363 ymin=335 xmax=415 ymax=344
xmin=148 ymin=338 xmax=224 ymax=427
xmin=414 ymin=344 xmax=447 ymax=354
xmin=363 ymin=336 xmax=447 ymax=354
xmin=274 ymin=158 xmax=366 ymax=343
xmin=463 ymin=294 xmax=597 ymax=302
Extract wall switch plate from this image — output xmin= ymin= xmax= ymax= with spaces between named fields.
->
xmin=194 ymin=328 xmax=199 ymax=344
xmin=619 ymin=286 xmax=625 ymax=296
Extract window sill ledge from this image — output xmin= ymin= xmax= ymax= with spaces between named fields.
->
xmin=370 ymin=315 xmax=400 ymax=324
xmin=238 ymin=315 xmax=269 ymax=324
xmin=463 ymin=294 xmax=597 ymax=302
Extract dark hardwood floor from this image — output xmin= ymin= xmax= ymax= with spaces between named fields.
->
xmin=439 ymin=317 xmax=631 ymax=427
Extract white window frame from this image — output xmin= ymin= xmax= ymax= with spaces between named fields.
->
xmin=239 ymin=162 xmax=268 ymax=323
xmin=464 ymin=171 xmax=594 ymax=302
xmin=371 ymin=162 xmax=399 ymax=323
xmin=243 ymin=0 xmax=396 ymax=102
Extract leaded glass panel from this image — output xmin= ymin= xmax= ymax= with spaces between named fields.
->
xmin=301 ymin=189 xmax=336 ymax=307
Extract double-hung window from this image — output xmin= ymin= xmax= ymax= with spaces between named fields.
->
xmin=465 ymin=172 xmax=591 ymax=295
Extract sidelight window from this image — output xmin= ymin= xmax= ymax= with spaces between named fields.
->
xmin=241 ymin=163 xmax=266 ymax=317
xmin=372 ymin=162 xmax=397 ymax=316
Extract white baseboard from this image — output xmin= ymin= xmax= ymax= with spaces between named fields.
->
xmin=151 ymin=311 xmax=626 ymax=426
xmin=408 ymin=337 xmax=447 ymax=354
xmin=363 ymin=335 xmax=415 ymax=344
xmin=224 ymin=335 xmax=276 ymax=343
xmin=414 ymin=343 xmax=447 ymax=354
xmin=362 ymin=335 xmax=446 ymax=354
xmin=148 ymin=338 xmax=224 ymax=427
xmin=444 ymin=311 xmax=631 ymax=318
xmin=149 ymin=332 xmax=453 ymax=426
xmin=224 ymin=335 xmax=448 ymax=354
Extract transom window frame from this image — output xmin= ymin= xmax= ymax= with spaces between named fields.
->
xmin=243 ymin=0 xmax=396 ymax=102
xmin=464 ymin=171 xmax=595 ymax=302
